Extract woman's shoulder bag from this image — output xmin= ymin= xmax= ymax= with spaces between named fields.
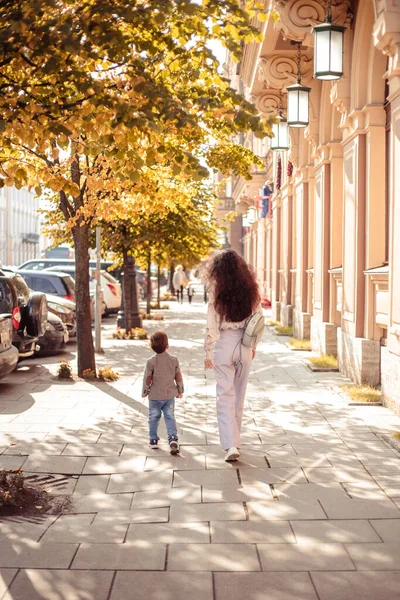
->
xmin=242 ymin=311 xmax=265 ymax=348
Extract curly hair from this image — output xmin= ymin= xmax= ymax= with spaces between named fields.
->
xmin=206 ymin=250 xmax=260 ymax=322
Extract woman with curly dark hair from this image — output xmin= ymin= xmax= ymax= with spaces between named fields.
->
xmin=204 ymin=250 xmax=261 ymax=462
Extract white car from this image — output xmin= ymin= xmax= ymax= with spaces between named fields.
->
xmin=44 ymin=266 xmax=121 ymax=315
xmin=100 ymin=271 xmax=122 ymax=314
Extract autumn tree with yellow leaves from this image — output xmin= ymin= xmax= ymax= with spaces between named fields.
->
xmin=0 ymin=0 xmax=274 ymax=375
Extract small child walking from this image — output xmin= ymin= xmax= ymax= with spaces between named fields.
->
xmin=142 ymin=331 xmax=184 ymax=454
xmin=187 ymin=282 xmax=195 ymax=304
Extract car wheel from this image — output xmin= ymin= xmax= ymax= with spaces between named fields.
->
xmin=25 ymin=293 xmax=48 ymax=338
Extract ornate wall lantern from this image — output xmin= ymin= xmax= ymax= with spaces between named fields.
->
xmin=287 ymin=44 xmax=311 ymax=128
xmin=313 ymin=0 xmax=345 ymax=80
xmin=271 ymin=110 xmax=290 ymax=151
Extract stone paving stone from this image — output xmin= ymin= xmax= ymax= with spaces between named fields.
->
xmin=22 ymin=455 xmax=86 ymax=474
xmin=169 ymin=502 xmax=246 ymax=522
xmin=202 ymin=482 xmax=273 ymax=503
xmin=345 ymin=543 xmax=400 ymax=570
xmin=109 ymin=572 xmax=213 ymax=600
xmin=343 ymin=481 xmax=389 ymax=500
xmin=74 ymin=475 xmax=110 ymax=494
xmin=247 ymin=500 xmax=327 ymax=521
xmin=121 ymin=443 xmax=182 ymax=457
xmin=370 ymin=519 xmax=400 ymax=542
xmin=291 ymin=520 xmax=382 ymax=543
xmin=82 ymin=456 xmax=147 ymax=475
xmin=42 ymin=521 xmax=128 ymax=543
xmin=0 ymin=541 xmax=79 ymax=568
xmin=211 ymin=520 xmax=295 ymax=544
xmin=258 ymin=542 xmax=355 ymax=571
xmin=3 ymin=442 xmax=67 ymax=455
xmin=0 ymin=517 xmax=58 ymax=542
xmin=62 ymin=442 xmax=123 ymax=456
xmin=71 ymin=542 xmax=166 ymax=570
xmin=3 ymin=569 xmax=114 ymax=600
xmin=303 ymin=467 xmax=371 ymax=483
xmin=214 ymin=572 xmax=319 ymax=600
xmin=172 ymin=469 xmax=239 ymax=488
xmin=144 ymin=455 xmax=206 ymax=471
xmin=108 ymin=471 xmax=173 ymax=493
xmin=132 ymin=486 xmax=201 ymax=508
xmin=69 ymin=492 xmax=133 ymax=512
xmin=240 ymin=468 xmax=308 ymax=485
xmin=126 ymin=522 xmax=210 ymax=544
xmin=168 ymin=543 xmax=260 ymax=571
xmin=372 ymin=477 xmax=400 ymax=496
xmin=319 ymin=496 xmax=400 ymax=519
xmin=310 ymin=571 xmax=400 ymax=600
xmin=273 ymin=482 xmax=347 ymax=502
xmin=0 ymin=455 xmax=27 ymax=470
xmin=0 ymin=569 xmax=17 ymax=598
xmin=94 ymin=507 xmax=169 ymax=524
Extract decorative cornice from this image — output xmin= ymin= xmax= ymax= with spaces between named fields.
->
xmin=272 ymin=0 xmax=352 ymax=46
xmin=258 ymin=54 xmax=313 ymax=89
xmin=254 ymin=90 xmax=286 ymax=115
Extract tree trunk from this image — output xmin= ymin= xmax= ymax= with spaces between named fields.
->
xmin=146 ymin=250 xmax=152 ymax=315
xmin=169 ymin=263 xmax=174 ymax=293
xmin=122 ymin=247 xmax=132 ymax=332
xmin=121 ymin=250 xmax=142 ymax=331
xmin=157 ymin=264 xmax=161 ymax=307
xmin=73 ymin=224 xmax=96 ymax=377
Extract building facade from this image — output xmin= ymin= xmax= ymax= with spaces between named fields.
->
xmin=0 ymin=186 xmax=40 ymax=267
xmin=229 ymin=0 xmax=400 ymax=413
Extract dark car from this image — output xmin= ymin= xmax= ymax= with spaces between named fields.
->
xmin=36 ymin=312 xmax=69 ymax=355
xmin=0 ymin=293 xmax=19 ymax=378
xmin=19 ymin=258 xmax=123 ymax=281
xmin=46 ymin=294 xmax=76 ymax=338
xmin=17 ymin=270 xmax=76 ymax=302
xmin=0 ymin=270 xmax=48 ymax=359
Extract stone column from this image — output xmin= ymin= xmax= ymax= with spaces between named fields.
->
xmin=280 ymin=184 xmax=293 ymax=326
xmin=311 ymin=156 xmax=338 ymax=356
xmin=293 ymin=180 xmax=310 ymax=339
xmin=339 ymin=131 xmax=380 ymax=384
xmin=271 ymin=194 xmax=282 ymax=322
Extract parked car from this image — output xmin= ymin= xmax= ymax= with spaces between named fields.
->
xmin=45 ymin=266 xmax=121 ymax=314
xmin=36 ymin=312 xmax=69 ymax=355
xmin=17 ymin=270 xmax=76 ymax=302
xmin=0 ymin=269 xmax=48 ymax=359
xmin=0 ymin=304 xmax=19 ymax=379
xmin=19 ymin=258 xmax=118 ymax=277
xmin=46 ymin=294 xmax=76 ymax=339
xmin=43 ymin=245 xmax=74 ymax=259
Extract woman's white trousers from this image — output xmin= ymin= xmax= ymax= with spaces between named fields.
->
xmin=213 ymin=328 xmax=252 ymax=450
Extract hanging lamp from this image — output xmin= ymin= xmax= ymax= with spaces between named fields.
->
xmin=287 ymin=43 xmax=311 ymax=128
xmin=313 ymin=0 xmax=345 ymax=80
xmin=271 ymin=102 xmax=290 ymax=151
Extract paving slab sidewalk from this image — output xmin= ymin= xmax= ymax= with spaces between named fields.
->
xmin=0 ymin=301 xmax=400 ymax=599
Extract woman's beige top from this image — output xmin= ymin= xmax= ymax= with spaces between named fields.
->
xmin=204 ymin=292 xmax=261 ymax=360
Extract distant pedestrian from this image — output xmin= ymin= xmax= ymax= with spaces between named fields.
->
xmin=173 ymin=265 xmax=184 ymax=304
xmin=142 ymin=331 xmax=184 ymax=454
xmin=204 ymin=250 xmax=263 ymax=462
xmin=187 ymin=282 xmax=195 ymax=304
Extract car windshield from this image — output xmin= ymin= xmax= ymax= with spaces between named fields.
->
xmin=0 ymin=280 xmax=13 ymax=313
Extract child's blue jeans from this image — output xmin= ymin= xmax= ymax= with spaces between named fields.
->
xmin=148 ymin=399 xmax=178 ymax=442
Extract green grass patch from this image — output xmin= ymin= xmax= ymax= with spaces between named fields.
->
xmin=340 ymin=384 xmax=382 ymax=403
xmin=308 ymin=354 xmax=338 ymax=369
xmin=267 ymin=320 xmax=280 ymax=327
xmin=289 ymin=338 xmax=312 ymax=350
xmin=275 ymin=326 xmax=293 ymax=336
xmin=393 ymin=433 xmax=400 ymax=440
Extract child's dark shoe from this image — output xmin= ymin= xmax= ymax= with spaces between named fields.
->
xmin=149 ymin=439 xmax=159 ymax=449
xmin=169 ymin=440 xmax=179 ymax=455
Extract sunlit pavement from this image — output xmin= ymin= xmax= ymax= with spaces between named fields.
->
xmin=1 ymin=300 xmax=400 ymax=600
